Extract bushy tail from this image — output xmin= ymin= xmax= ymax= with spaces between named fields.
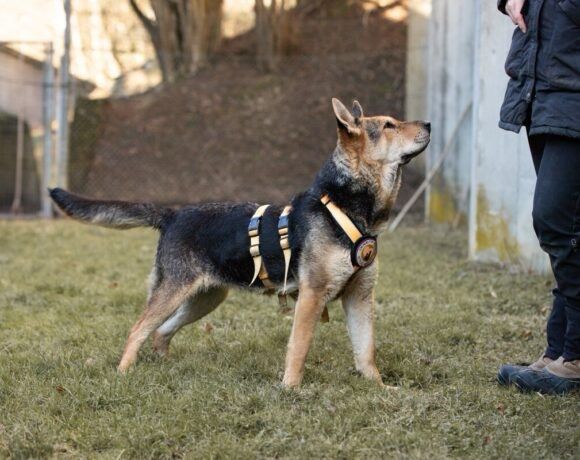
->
xmin=49 ymin=188 xmax=174 ymax=230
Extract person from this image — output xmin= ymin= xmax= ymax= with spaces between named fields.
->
xmin=496 ymin=0 xmax=580 ymax=394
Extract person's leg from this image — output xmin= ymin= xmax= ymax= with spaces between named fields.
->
xmin=527 ymin=133 xmax=568 ymax=361
xmin=528 ymin=132 xmax=545 ymax=175
xmin=514 ymin=135 xmax=580 ymax=393
xmin=532 ymin=135 xmax=580 ymax=361
xmin=497 ymin=134 xmax=561 ymax=386
xmin=544 ymin=289 xmax=568 ymax=360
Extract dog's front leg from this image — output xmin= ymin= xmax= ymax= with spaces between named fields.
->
xmin=341 ymin=268 xmax=382 ymax=384
xmin=282 ymin=285 xmax=326 ymax=388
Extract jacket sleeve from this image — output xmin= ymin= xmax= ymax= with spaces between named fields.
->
xmin=559 ymin=0 xmax=580 ymax=25
xmin=498 ymin=0 xmax=508 ymax=14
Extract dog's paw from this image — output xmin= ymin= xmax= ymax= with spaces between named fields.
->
xmin=152 ymin=332 xmax=171 ymax=358
xmin=116 ymin=364 xmax=132 ymax=375
xmin=277 ymin=381 xmax=299 ymax=392
xmin=281 ymin=375 xmax=302 ymax=389
xmin=357 ymin=366 xmax=383 ymax=384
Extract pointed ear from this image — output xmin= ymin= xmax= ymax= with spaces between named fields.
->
xmin=351 ymin=100 xmax=363 ymax=119
xmin=332 ymin=98 xmax=361 ymax=136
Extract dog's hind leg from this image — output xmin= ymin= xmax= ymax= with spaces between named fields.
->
xmin=152 ymin=286 xmax=228 ymax=357
xmin=117 ymin=279 xmax=199 ymax=373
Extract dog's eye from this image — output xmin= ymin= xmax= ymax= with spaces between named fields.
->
xmin=384 ymin=121 xmax=396 ymax=130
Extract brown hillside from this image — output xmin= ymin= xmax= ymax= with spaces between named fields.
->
xmin=71 ymin=4 xmax=421 ymax=215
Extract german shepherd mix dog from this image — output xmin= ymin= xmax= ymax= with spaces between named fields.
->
xmin=50 ymin=98 xmax=430 ymax=388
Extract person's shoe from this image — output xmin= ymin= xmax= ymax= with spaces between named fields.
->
xmin=513 ymin=357 xmax=580 ymax=395
xmin=497 ymin=355 xmax=553 ymax=386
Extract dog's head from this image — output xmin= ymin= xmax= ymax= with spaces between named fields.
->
xmin=331 ymin=98 xmax=430 ymax=167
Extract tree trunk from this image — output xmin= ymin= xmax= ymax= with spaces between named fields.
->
xmin=129 ymin=0 xmax=223 ymax=82
xmin=189 ymin=0 xmax=223 ymax=72
xmin=255 ymin=0 xmax=276 ymax=71
xmin=151 ymin=0 xmax=182 ymax=81
xmin=255 ymin=0 xmax=296 ymax=72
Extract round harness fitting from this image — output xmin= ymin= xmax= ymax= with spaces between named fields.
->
xmin=351 ymin=236 xmax=378 ymax=268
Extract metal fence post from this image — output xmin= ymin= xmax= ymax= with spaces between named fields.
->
xmin=41 ymin=42 xmax=55 ymax=218
xmin=56 ymin=0 xmax=71 ymax=189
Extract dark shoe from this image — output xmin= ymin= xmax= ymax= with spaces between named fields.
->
xmin=497 ymin=355 xmax=553 ymax=386
xmin=513 ymin=358 xmax=580 ymax=395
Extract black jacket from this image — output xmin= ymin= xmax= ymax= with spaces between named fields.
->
xmin=498 ymin=0 xmax=580 ymax=138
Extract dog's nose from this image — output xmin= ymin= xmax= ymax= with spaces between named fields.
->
xmin=424 ymin=121 xmax=431 ymax=133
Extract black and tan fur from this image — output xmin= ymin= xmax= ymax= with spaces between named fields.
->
xmin=50 ymin=98 xmax=430 ymax=387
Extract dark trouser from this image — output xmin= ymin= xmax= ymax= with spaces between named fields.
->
xmin=529 ymin=133 xmax=580 ymax=361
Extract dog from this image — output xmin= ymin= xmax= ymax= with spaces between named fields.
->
xmin=50 ymin=98 xmax=430 ymax=387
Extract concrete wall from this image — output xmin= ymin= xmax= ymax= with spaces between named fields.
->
xmin=426 ymin=0 xmax=476 ymax=224
xmin=410 ymin=0 xmax=549 ymax=272
xmin=469 ymin=1 xmax=548 ymax=271
xmin=406 ymin=0 xmax=431 ymax=121
xmin=405 ymin=0 xmax=431 ymax=173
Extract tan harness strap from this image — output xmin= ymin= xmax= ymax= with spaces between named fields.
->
xmin=258 ymin=264 xmax=275 ymax=290
xmin=278 ymin=205 xmax=292 ymax=293
xmin=320 ymin=194 xmax=378 ymax=271
xmin=249 ymin=204 xmax=270 ymax=286
xmin=320 ymin=194 xmax=362 ymax=244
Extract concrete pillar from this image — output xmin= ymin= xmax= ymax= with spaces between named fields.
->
xmin=426 ymin=0 xmax=476 ymax=225
xmin=405 ymin=0 xmax=431 ymax=174
xmin=469 ymin=1 xmax=548 ymax=272
xmin=406 ymin=0 xmax=431 ymax=122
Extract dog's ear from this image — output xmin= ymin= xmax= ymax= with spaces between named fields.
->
xmin=351 ymin=100 xmax=364 ymax=120
xmin=332 ymin=98 xmax=361 ymax=136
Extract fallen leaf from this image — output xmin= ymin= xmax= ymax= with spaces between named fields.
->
xmin=324 ymin=400 xmax=337 ymax=414
xmin=201 ymin=322 xmax=214 ymax=334
xmin=520 ymin=330 xmax=532 ymax=339
xmin=53 ymin=443 xmax=72 ymax=453
xmin=496 ymin=403 xmax=505 ymax=414
xmin=383 ymin=385 xmax=400 ymax=391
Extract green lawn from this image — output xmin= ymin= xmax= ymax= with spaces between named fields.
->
xmin=0 ymin=220 xmax=578 ymax=459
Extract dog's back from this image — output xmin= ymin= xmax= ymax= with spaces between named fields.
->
xmin=50 ymin=188 xmax=308 ymax=290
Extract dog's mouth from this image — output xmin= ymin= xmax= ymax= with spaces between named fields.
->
xmin=400 ymin=140 xmax=430 ymax=165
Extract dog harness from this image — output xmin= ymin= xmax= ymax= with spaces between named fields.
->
xmin=248 ymin=196 xmax=376 ymax=287
xmin=320 ymin=194 xmax=377 ymax=269
xmin=248 ymin=204 xmax=293 ymax=294
xmin=248 ymin=204 xmax=274 ymax=289
xmin=247 ymin=196 xmax=376 ymax=320
xmin=278 ymin=205 xmax=292 ymax=293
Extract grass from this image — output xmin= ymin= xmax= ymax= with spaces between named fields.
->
xmin=0 ymin=220 xmax=578 ymax=459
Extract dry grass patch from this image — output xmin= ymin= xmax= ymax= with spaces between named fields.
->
xmin=0 ymin=221 xmax=578 ymax=458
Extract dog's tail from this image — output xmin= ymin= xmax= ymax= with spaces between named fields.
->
xmin=49 ymin=188 xmax=174 ymax=230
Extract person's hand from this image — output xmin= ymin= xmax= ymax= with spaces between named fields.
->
xmin=506 ymin=0 xmax=527 ymax=33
